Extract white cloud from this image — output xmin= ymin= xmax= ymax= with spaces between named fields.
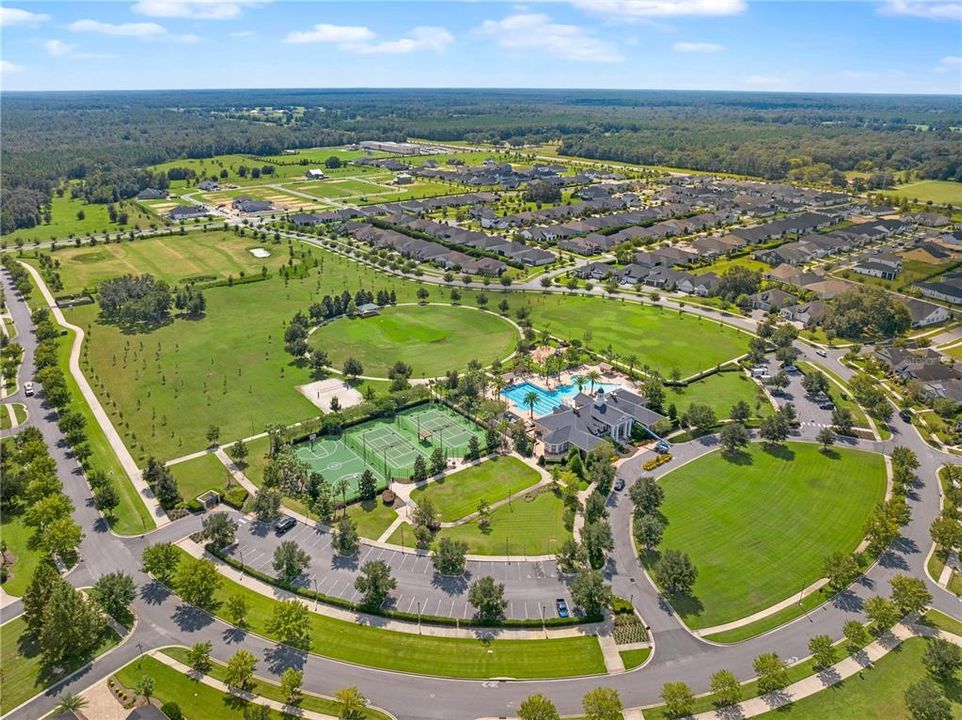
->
xmin=345 ymin=26 xmax=453 ymax=54
xmin=285 ymin=23 xmax=452 ymax=54
xmin=284 ymin=24 xmax=376 ymax=44
xmin=571 ymin=0 xmax=745 ymax=19
xmin=934 ymin=55 xmax=962 ymax=72
xmin=476 ymin=13 xmax=623 ymax=62
xmin=742 ymin=74 xmax=784 ymax=88
xmin=44 ymin=39 xmax=74 ymax=56
xmin=0 ymin=7 xmax=49 ymax=26
xmin=68 ymin=19 xmax=168 ymax=36
xmin=879 ymin=0 xmax=962 ymax=20
xmin=673 ymin=41 xmax=724 ymax=52
xmin=0 ymin=60 xmax=25 ymax=75
xmin=230 ymin=30 xmax=254 ymax=37
xmin=132 ymin=0 xmax=268 ymax=20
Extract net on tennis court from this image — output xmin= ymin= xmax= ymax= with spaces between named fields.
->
xmin=343 ymin=428 xmax=419 ymax=480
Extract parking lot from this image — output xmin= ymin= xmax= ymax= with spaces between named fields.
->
xmin=225 ymin=515 xmax=575 ymax=621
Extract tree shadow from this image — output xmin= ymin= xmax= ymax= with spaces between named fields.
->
xmin=831 ymin=588 xmax=864 ymax=613
xmin=431 ymin=572 xmax=470 ymax=595
xmin=819 ymin=448 xmax=841 ymax=460
xmin=264 ymin=643 xmax=307 ymax=675
xmin=762 ymin=443 xmax=795 ymax=462
xmin=331 ymin=552 xmax=359 ymax=571
xmin=222 ymin=626 xmax=247 ymax=644
xmin=721 ymin=449 xmax=753 ymax=466
xmin=172 ymin=603 xmax=215 ymax=632
xmin=139 ymin=579 xmax=170 ymax=605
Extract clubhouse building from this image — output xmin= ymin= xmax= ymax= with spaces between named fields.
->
xmin=535 ymin=388 xmax=665 ymax=458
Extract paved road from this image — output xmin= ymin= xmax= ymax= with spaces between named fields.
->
xmin=2 ymin=263 xmax=960 ymax=720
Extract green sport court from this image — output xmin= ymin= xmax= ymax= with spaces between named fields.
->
xmin=292 ymin=437 xmax=385 ymax=500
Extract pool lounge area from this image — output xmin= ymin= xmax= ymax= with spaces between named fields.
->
xmin=502 ymin=377 xmax=622 ymax=417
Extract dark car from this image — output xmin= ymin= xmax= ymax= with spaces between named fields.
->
xmin=900 ymin=409 xmax=913 ymax=423
xmin=274 ymin=515 xmax=296 ymax=535
xmin=556 ymin=598 xmax=569 ymax=618
xmin=614 ymin=478 xmax=625 ymax=492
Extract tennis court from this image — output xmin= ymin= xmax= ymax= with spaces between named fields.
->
xmin=397 ymin=404 xmax=486 ymax=458
xmin=292 ymin=436 xmax=382 ymax=499
xmin=343 ymin=418 xmax=424 ymax=479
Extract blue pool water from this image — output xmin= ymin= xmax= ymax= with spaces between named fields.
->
xmin=502 ymin=378 xmax=621 ymax=416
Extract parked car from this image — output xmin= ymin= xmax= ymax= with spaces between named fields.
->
xmin=23 ymin=381 xmax=34 ymax=396
xmin=274 ymin=515 xmax=296 ymax=535
xmin=556 ymin=598 xmax=569 ymax=618
xmin=614 ymin=478 xmax=625 ymax=492
xmin=655 ymin=440 xmax=671 ymax=454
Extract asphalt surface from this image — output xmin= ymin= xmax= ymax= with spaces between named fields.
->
xmin=2 ymin=263 xmax=960 ymax=720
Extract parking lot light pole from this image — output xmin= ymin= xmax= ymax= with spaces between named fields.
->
xmin=541 ymin=603 xmax=546 ymax=638
xmin=417 ymin=600 xmax=422 ymax=635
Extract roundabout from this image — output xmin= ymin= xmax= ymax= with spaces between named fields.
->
xmin=309 ymin=303 xmax=520 ymax=379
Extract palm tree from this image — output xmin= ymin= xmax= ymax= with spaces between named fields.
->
xmin=585 ymin=369 xmax=602 ymax=392
xmin=575 ymin=375 xmax=586 ymax=394
xmin=333 ymin=478 xmax=349 ymax=516
xmin=625 ymin=354 xmax=638 ymax=378
xmin=55 ymin=695 xmax=87 ymax=714
xmin=523 ymin=390 xmax=540 ymax=419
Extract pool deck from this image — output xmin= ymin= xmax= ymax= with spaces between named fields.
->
xmin=500 ymin=365 xmax=630 ymax=419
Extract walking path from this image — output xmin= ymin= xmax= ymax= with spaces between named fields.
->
xmin=213 ymin=447 xmax=260 ymax=496
xmin=19 ymin=261 xmax=169 ymax=527
xmin=178 ymin=536 xmax=608 ymax=641
xmin=939 ymin=551 xmax=959 ymax=588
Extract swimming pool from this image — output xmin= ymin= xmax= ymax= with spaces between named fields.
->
xmin=502 ymin=378 xmax=621 ymax=416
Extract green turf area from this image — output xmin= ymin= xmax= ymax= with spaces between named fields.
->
xmin=759 ymin=637 xmax=962 ymax=719
xmin=619 ymin=648 xmax=651 ymax=670
xmin=0 ymin=193 xmax=158 ymax=244
xmin=346 ymin=498 xmax=399 ymax=539
xmin=11 ymin=403 xmax=27 ymax=425
xmin=883 ymin=180 xmax=962 ymax=207
xmin=702 ymin=587 xmax=833 ymax=643
xmin=198 ymin=185 xmax=324 ymax=211
xmin=257 ymin=146 xmax=389 ymax=164
xmin=281 ymin=177 xmax=399 ymax=200
xmin=38 ymin=232 xmax=289 ymax=294
xmin=160 ymin=648 xmax=392 ymax=720
xmin=64 ymin=245 xmax=430 ymax=460
xmin=922 ymin=609 xmax=962 ymax=637
xmin=310 ymin=304 xmax=518 ymax=378
xmin=649 ymin=442 xmax=885 ymax=630
xmin=0 ymin=616 xmax=119 ymax=715
xmin=409 ymin=455 xmax=542 ymax=522
xmin=115 ymin=656 xmax=289 ymax=720
xmin=392 ymin=487 xmax=573 ymax=556
xmin=666 ymin=371 xmax=773 ymax=423
xmin=169 ymin=547 xmax=605 ymax=678
xmin=168 ymin=452 xmax=231 ymax=501
xmin=691 ymin=255 xmax=769 ymax=276
xmin=844 ymin=258 xmax=961 ymax=292
xmin=0 ymin=514 xmax=39 ymax=597
xmin=518 ymin=294 xmax=750 ymax=378
xmin=942 ymin=344 xmax=962 ymax=362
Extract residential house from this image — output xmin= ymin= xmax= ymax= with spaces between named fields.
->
xmin=750 ymin=288 xmax=798 ymax=311
xmin=167 ymin=205 xmax=208 ymax=221
xmin=781 ymin=300 xmax=826 ymax=326
xmin=905 ymin=298 xmax=951 ymax=328
xmin=137 ymin=188 xmax=167 ymax=200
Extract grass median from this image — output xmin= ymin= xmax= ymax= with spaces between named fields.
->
xmin=169 ymin=547 xmax=606 ymax=679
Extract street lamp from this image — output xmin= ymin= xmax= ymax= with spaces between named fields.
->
xmin=417 ymin=600 xmax=422 ymax=635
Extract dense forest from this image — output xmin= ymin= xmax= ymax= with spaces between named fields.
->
xmin=2 ymin=88 xmax=960 ymax=234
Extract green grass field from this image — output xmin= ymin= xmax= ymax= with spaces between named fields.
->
xmin=0 ymin=616 xmax=119 ymax=715
xmin=0 ymin=193 xmax=159 ymax=244
xmin=691 ymin=255 xmax=769 ymax=276
xmin=280 ymin=177 xmax=398 ymax=200
xmin=409 ymin=455 xmax=542 ymax=522
xmin=159 ymin=648 xmax=392 ymax=720
xmin=392 ymin=487 xmax=572 ymax=556
xmin=311 ymin=305 xmax=518 ymax=378
xmin=666 ymin=371 xmax=773 ymax=422
xmin=168 ymin=452 xmax=231 ymax=501
xmin=518 ymin=294 xmax=750 ymax=377
xmin=168 ymin=547 xmax=605 ymax=678
xmin=0 ymin=514 xmax=39 ymax=597
xmin=619 ymin=647 xmax=651 ymax=670
xmin=760 ymin=637 xmax=962 ymax=719
xmin=883 ymin=180 xmax=962 ymax=207
xmin=649 ymin=442 xmax=886 ymax=629
xmin=36 ymin=231 xmax=289 ymax=294
xmin=346 ymin=498 xmax=399 ymax=539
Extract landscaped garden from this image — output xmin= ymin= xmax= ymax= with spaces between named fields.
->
xmin=647 ymin=442 xmax=886 ymax=630
xmin=310 ymin=304 xmax=518 ymax=378
xmin=665 ymin=370 xmax=773 ymax=422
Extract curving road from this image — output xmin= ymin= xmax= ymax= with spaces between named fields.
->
xmin=2 ymin=263 xmax=960 ymax=720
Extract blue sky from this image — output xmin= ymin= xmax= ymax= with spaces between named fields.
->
xmin=1 ymin=0 xmax=959 ymax=93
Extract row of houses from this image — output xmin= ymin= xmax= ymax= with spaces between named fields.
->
xmin=755 ymin=219 xmax=905 ymax=267
xmin=875 ymin=346 xmax=962 ymax=403
xmin=288 ymin=192 xmax=500 ymax=226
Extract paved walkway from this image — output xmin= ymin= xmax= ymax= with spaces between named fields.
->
xmin=20 ymin=261 xmax=169 ymax=527
xmin=178 ymin=537 xmax=607 ymax=642
xmin=79 ymin=678 xmax=127 ymax=720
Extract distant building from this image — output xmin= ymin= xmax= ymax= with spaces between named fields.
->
xmin=232 ymin=196 xmax=273 ymax=213
xmin=395 ymin=173 xmax=414 ymax=185
xmin=137 ymin=188 xmax=167 ymax=200
xmin=167 ymin=205 xmax=208 ymax=221
xmin=305 ymin=168 xmax=326 ymax=180
xmin=354 ymin=303 xmax=380 ymax=317
xmin=197 ymin=180 xmax=219 ymax=191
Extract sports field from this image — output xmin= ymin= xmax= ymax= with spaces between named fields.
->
xmin=519 ymin=294 xmax=750 ymax=378
xmin=650 ymin=442 xmax=886 ymax=629
xmin=311 ymin=304 xmax=518 ymax=378
xmin=35 ymin=231 xmax=287 ymax=294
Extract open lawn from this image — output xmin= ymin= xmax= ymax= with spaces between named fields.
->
xmin=257 ymin=146 xmax=389 ymax=164
xmin=36 ymin=231 xmax=289 ymax=294
xmin=649 ymin=442 xmax=886 ymax=629
xmin=280 ymin=177 xmax=398 ymax=200
xmin=356 ymin=179 xmax=472 ymax=204
xmin=761 ymin=637 xmax=962 ymax=719
xmin=168 ymin=451 xmax=231 ymax=501
xmin=883 ymin=180 xmax=962 ymax=207
xmin=519 ymin=294 xmax=750 ymax=377
xmin=0 ymin=514 xmax=39 ymax=597
xmin=64 ymin=245 xmax=440 ymax=461
xmin=0 ymin=616 xmax=119 ymax=715
xmin=160 ymin=649 xmax=392 ymax=720
xmin=666 ymin=371 xmax=773 ymax=423
xmin=691 ymin=255 xmax=769 ymax=276
xmin=393 ymin=487 xmax=573 ymax=556
xmin=0 ymin=193 xmax=158 ymax=244
xmin=169 ymin=546 xmax=605 ymax=678
xmin=311 ymin=304 xmax=518 ymax=378
xmin=409 ymin=455 xmax=542 ymax=522
xmin=842 ymin=258 xmax=960 ymax=292
xmin=346 ymin=498 xmax=399 ymax=539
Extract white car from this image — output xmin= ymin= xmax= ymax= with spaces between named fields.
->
xmin=23 ymin=381 xmax=34 ymax=396
xmin=815 ymin=349 xmax=828 ymax=358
